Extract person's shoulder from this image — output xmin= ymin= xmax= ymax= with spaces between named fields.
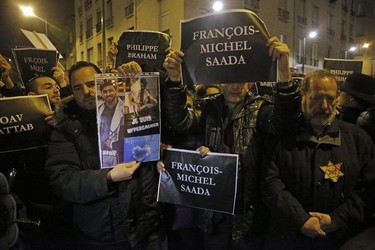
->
xmin=245 ymin=93 xmax=270 ymax=110
xmin=338 ymin=118 xmax=362 ymax=131
xmin=337 ymin=119 xmax=373 ymax=143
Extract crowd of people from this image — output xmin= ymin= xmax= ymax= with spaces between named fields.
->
xmin=1 ymin=32 xmax=375 ymax=250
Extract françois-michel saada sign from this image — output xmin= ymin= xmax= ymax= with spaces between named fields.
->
xmin=157 ymin=148 xmax=238 ymax=214
xmin=180 ymin=9 xmax=276 ymax=85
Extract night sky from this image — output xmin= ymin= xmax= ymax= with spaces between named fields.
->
xmin=0 ymin=0 xmax=74 ymax=60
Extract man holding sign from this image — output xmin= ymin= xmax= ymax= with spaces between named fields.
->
xmin=163 ymin=33 xmax=291 ymax=250
xmin=45 ymin=61 xmax=165 ymax=249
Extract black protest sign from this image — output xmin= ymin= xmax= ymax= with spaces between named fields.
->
xmin=157 ymin=148 xmax=238 ymax=214
xmin=181 ymin=9 xmax=276 ymax=85
xmin=12 ymin=48 xmax=58 ymax=85
xmin=323 ymin=58 xmax=363 ymax=82
xmin=0 ymin=95 xmax=52 ymax=153
xmin=115 ymin=30 xmax=171 ymax=72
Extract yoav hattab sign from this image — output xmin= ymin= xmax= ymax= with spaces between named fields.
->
xmin=12 ymin=48 xmax=58 ymax=85
xmin=181 ymin=9 xmax=276 ymax=85
xmin=323 ymin=58 xmax=363 ymax=82
xmin=0 ymin=95 xmax=52 ymax=153
xmin=115 ymin=30 xmax=171 ymax=72
xmin=157 ymin=148 xmax=239 ymax=214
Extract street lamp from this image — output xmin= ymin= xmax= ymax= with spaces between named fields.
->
xmin=19 ymin=5 xmax=48 ymax=36
xmin=362 ymin=43 xmax=370 ymax=56
xmin=212 ymin=1 xmax=224 ymax=12
xmin=345 ymin=46 xmax=357 ymax=59
xmin=302 ymin=31 xmax=317 ymax=74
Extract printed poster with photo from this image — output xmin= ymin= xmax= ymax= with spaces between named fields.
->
xmin=180 ymin=9 xmax=276 ymax=85
xmin=0 ymin=95 xmax=52 ymax=153
xmin=95 ymin=73 xmax=161 ymax=168
xmin=157 ymin=148 xmax=239 ymax=214
xmin=12 ymin=48 xmax=58 ymax=85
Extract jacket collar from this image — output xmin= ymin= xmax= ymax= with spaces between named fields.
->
xmin=296 ymin=118 xmax=341 ymax=146
xmin=54 ymin=96 xmax=96 ymax=134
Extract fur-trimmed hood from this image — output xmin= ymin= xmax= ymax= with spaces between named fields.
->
xmin=54 ymin=95 xmax=96 ymax=130
xmin=54 ymin=95 xmax=76 ymax=123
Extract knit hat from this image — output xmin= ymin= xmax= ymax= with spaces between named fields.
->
xmin=340 ymin=73 xmax=375 ymax=105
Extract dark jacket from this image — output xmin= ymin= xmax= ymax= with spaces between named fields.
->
xmin=0 ymin=84 xmax=24 ymax=97
xmin=164 ymin=85 xmax=264 ymax=165
xmin=262 ymin=86 xmax=375 ymax=247
xmin=45 ymin=96 xmax=162 ymax=246
xmin=163 ymin=84 xmax=267 ymax=239
xmin=356 ymin=107 xmax=375 ymax=143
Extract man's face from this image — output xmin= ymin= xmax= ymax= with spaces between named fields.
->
xmin=32 ymin=76 xmax=61 ymax=105
xmin=302 ymin=77 xmax=338 ymax=127
xmin=101 ymin=85 xmax=117 ymax=106
xmin=70 ymin=66 xmax=97 ymax=110
xmin=219 ymin=83 xmax=250 ymax=107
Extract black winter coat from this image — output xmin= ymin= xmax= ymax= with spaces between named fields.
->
xmin=163 ymin=84 xmax=267 ymax=239
xmin=262 ymin=85 xmax=375 ymax=247
xmin=45 ymin=96 xmax=162 ymax=246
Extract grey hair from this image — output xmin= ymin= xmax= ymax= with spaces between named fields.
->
xmin=301 ymin=69 xmax=338 ymax=94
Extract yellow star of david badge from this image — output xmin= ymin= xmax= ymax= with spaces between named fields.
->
xmin=320 ymin=161 xmax=344 ymax=183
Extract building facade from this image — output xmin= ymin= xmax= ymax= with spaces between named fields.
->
xmin=73 ymin=0 xmax=374 ymax=75
xmin=351 ymin=0 xmax=375 ymax=76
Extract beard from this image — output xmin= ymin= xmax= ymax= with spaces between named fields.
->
xmin=306 ymin=110 xmax=336 ymax=126
xmin=302 ymin=97 xmax=337 ymax=127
